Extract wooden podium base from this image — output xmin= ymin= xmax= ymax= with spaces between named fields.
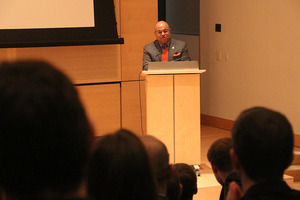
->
xmin=141 ymin=69 xmax=205 ymax=164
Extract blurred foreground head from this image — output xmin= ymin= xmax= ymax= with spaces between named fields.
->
xmin=0 ymin=60 xmax=92 ymax=198
xmin=232 ymin=107 xmax=294 ymax=182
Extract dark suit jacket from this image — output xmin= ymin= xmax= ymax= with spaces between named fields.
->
xmin=220 ymin=171 xmax=242 ymax=200
xmin=241 ymin=180 xmax=300 ymax=200
xmin=143 ymin=38 xmax=191 ymax=71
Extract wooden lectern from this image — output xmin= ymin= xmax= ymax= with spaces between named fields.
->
xmin=140 ymin=63 xmax=205 ymax=164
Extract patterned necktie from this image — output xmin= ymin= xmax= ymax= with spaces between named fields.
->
xmin=162 ymin=44 xmax=168 ymax=62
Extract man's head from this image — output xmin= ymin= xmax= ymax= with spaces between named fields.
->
xmin=154 ymin=21 xmax=171 ymax=44
xmin=140 ymin=135 xmax=171 ymax=194
xmin=167 ymin=169 xmax=181 ymax=200
xmin=174 ymin=163 xmax=197 ymax=200
xmin=88 ymin=129 xmax=157 ymax=200
xmin=207 ymin=137 xmax=233 ymax=185
xmin=231 ymin=107 xmax=294 ymax=182
xmin=0 ymin=60 xmax=91 ymax=198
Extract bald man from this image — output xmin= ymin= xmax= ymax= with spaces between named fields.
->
xmin=140 ymin=135 xmax=173 ymax=200
xmin=143 ymin=21 xmax=191 ymax=71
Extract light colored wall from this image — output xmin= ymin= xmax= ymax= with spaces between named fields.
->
xmin=200 ymin=0 xmax=300 ymax=134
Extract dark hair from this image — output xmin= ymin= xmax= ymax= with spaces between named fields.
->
xmin=232 ymin=107 xmax=294 ymax=181
xmin=174 ymin=163 xmax=197 ymax=200
xmin=88 ymin=129 xmax=157 ymax=200
xmin=207 ymin=137 xmax=233 ymax=172
xmin=140 ymin=135 xmax=170 ymax=186
xmin=167 ymin=169 xmax=181 ymax=200
xmin=0 ymin=60 xmax=91 ymax=197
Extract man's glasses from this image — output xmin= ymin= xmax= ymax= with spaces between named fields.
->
xmin=155 ymin=29 xmax=170 ymax=34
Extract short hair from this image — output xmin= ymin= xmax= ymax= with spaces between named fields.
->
xmin=174 ymin=163 xmax=197 ymax=200
xmin=0 ymin=60 xmax=91 ymax=197
xmin=207 ymin=137 xmax=233 ymax=172
xmin=167 ymin=168 xmax=181 ymax=200
xmin=88 ymin=129 xmax=157 ymax=200
xmin=232 ymin=107 xmax=294 ymax=182
xmin=140 ymin=135 xmax=170 ymax=186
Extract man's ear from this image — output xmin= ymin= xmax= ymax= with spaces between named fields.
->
xmin=230 ymin=148 xmax=241 ymax=170
xmin=193 ymin=183 xmax=198 ymax=195
xmin=179 ymin=183 xmax=183 ymax=196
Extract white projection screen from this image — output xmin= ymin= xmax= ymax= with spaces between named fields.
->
xmin=0 ymin=0 xmax=123 ymax=48
xmin=0 ymin=1 xmax=95 ymax=29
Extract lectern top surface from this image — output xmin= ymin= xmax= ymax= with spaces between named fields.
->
xmin=147 ymin=60 xmax=199 ymax=71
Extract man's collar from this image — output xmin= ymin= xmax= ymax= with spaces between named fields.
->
xmin=158 ymin=40 xmax=171 ymax=48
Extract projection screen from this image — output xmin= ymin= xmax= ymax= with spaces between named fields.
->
xmin=0 ymin=0 xmax=123 ymax=48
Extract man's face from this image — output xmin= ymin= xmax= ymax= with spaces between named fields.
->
xmin=154 ymin=22 xmax=171 ymax=44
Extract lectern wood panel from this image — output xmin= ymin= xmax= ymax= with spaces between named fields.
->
xmin=174 ymin=74 xmax=201 ymax=164
xmin=142 ymin=70 xmax=204 ymax=164
xmin=145 ymin=75 xmax=175 ymax=163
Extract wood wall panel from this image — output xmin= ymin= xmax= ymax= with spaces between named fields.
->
xmin=0 ymin=48 xmax=19 ymax=61
xmin=0 ymin=50 xmax=6 ymax=60
xmin=201 ymin=114 xmax=234 ymax=131
xmin=76 ymin=84 xmax=121 ymax=137
xmin=120 ymin=0 xmax=158 ymax=81
xmin=0 ymin=49 xmax=10 ymax=60
xmin=119 ymin=0 xmax=158 ymax=133
xmin=121 ymin=81 xmax=145 ymax=135
xmin=295 ymin=134 xmax=300 ymax=148
xmin=14 ymin=45 xmax=121 ymax=84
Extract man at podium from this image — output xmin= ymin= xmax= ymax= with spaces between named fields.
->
xmin=143 ymin=21 xmax=191 ymax=71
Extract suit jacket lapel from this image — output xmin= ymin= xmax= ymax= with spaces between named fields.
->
xmin=154 ymin=40 xmax=163 ymax=53
xmin=169 ymin=38 xmax=175 ymax=61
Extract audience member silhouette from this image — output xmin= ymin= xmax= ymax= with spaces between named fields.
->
xmin=88 ymin=129 xmax=157 ymax=200
xmin=167 ymin=168 xmax=182 ymax=200
xmin=227 ymin=107 xmax=300 ymax=200
xmin=0 ymin=60 xmax=92 ymax=200
xmin=207 ymin=137 xmax=241 ymax=200
xmin=173 ymin=163 xmax=198 ymax=200
xmin=141 ymin=135 xmax=173 ymax=200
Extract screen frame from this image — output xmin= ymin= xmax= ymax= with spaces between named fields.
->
xmin=0 ymin=0 xmax=124 ymax=48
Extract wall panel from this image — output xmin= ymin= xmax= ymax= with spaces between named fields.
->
xmin=119 ymin=0 xmax=158 ymax=134
xmin=15 ymin=45 xmax=121 ymax=84
xmin=120 ymin=0 xmax=158 ymax=81
xmin=76 ymin=84 xmax=121 ymax=137
xmin=121 ymin=81 xmax=145 ymax=135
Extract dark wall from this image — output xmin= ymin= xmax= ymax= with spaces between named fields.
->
xmin=166 ymin=0 xmax=199 ymax=35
